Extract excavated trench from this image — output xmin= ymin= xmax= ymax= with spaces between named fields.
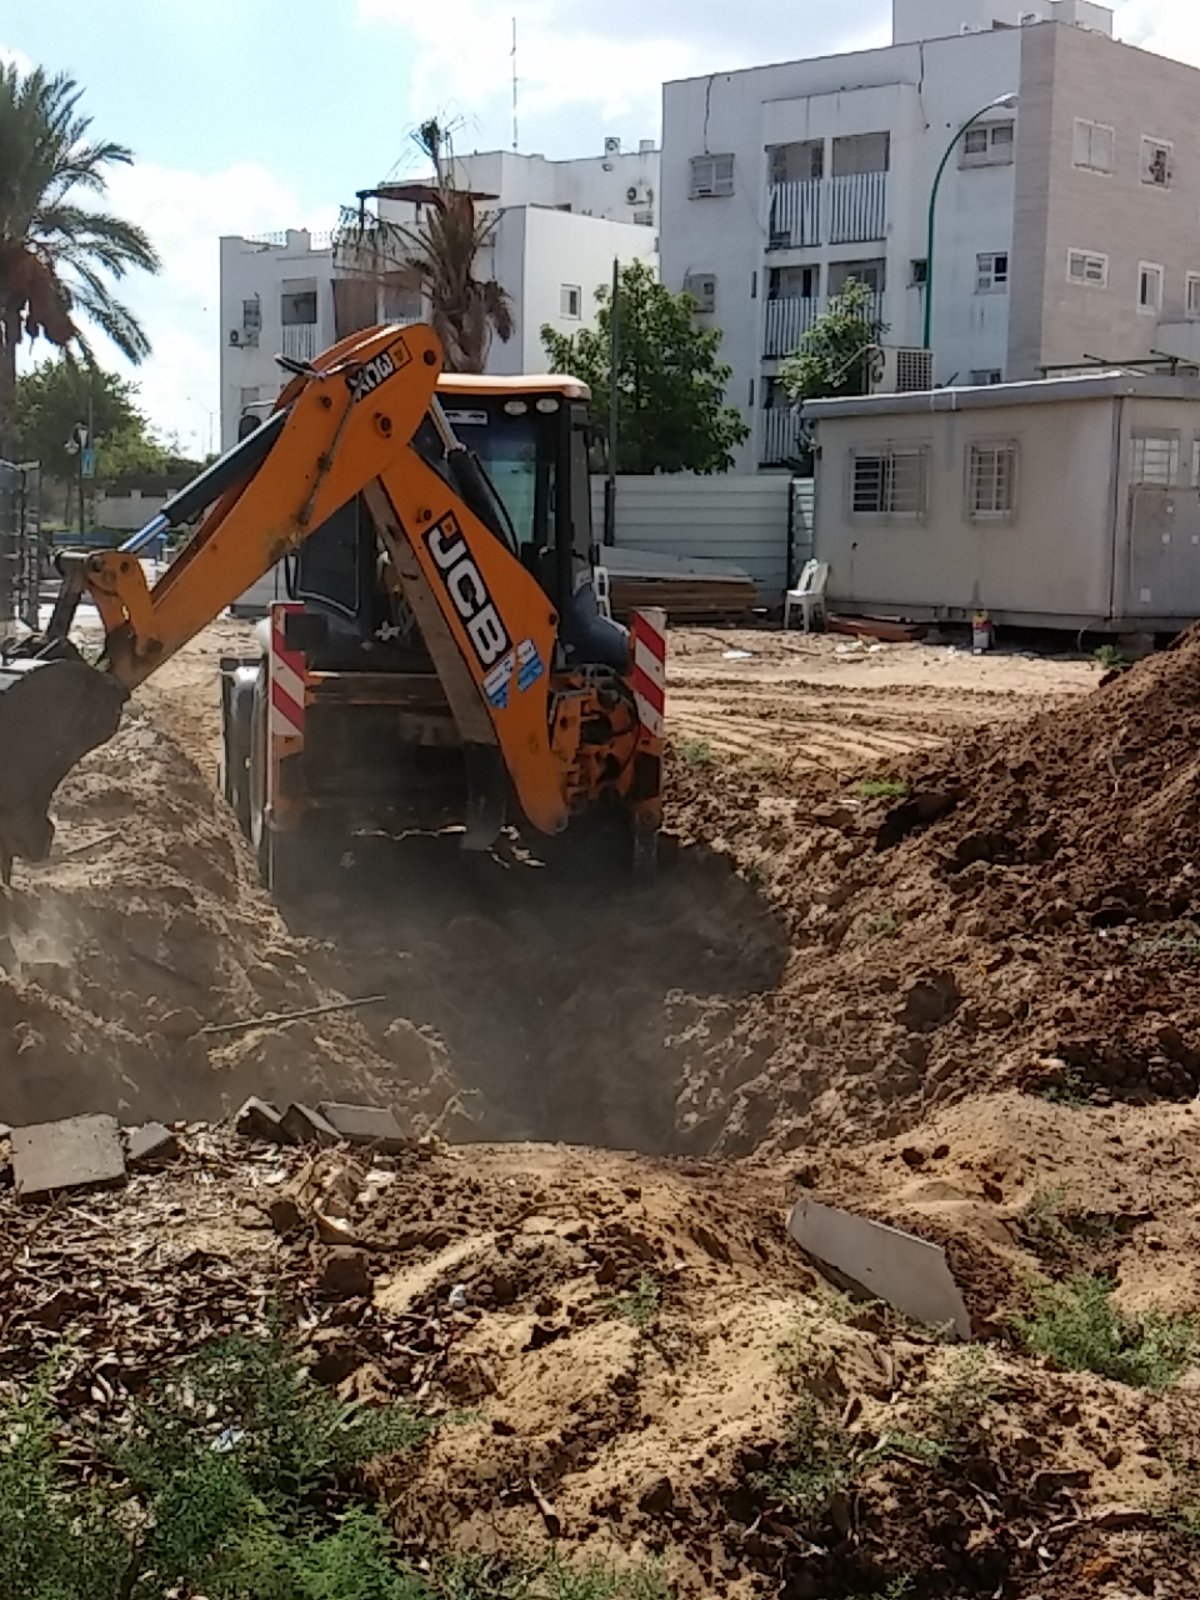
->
xmin=282 ymin=833 xmax=790 ymax=1155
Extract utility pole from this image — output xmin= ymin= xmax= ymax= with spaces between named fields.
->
xmin=603 ymin=256 xmax=620 ymax=547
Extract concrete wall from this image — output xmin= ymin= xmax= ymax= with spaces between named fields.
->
xmin=892 ymin=0 xmax=1111 ymax=44
xmin=219 ymin=231 xmax=336 ymax=450
xmin=1009 ymin=23 xmax=1200 ymax=378
xmin=812 ymin=392 xmax=1121 ymax=622
xmin=487 ymin=209 xmax=658 ymax=376
xmin=592 ymin=474 xmax=793 ymax=598
xmin=454 ymin=145 xmax=659 ymax=226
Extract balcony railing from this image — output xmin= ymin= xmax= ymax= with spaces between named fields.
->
xmin=760 ymin=407 xmax=801 ymax=466
xmin=768 ymin=171 xmax=889 ymax=249
xmin=764 ymin=296 xmax=822 ymax=357
xmin=281 ymin=323 xmax=319 ymax=361
xmin=769 ymin=179 xmax=823 ymax=249
xmin=828 ymin=170 xmax=888 ymax=245
xmin=763 ymin=293 xmax=883 ymax=359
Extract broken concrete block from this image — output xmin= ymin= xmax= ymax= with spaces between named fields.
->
xmin=281 ymin=1103 xmax=340 ymax=1147
xmin=316 ymin=1102 xmax=407 ymax=1152
xmin=234 ymin=1096 xmax=287 ymax=1143
xmin=124 ymin=1122 xmax=180 ymax=1170
xmin=787 ymin=1197 xmax=972 ymax=1341
xmin=13 ymin=1114 xmax=126 ymax=1202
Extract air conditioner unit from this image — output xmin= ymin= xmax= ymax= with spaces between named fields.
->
xmin=229 ymin=329 xmax=240 ymax=346
xmin=869 ymin=346 xmax=934 ymax=394
xmin=604 ymin=136 xmax=621 ymax=155
xmin=625 ymin=183 xmax=652 ymax=206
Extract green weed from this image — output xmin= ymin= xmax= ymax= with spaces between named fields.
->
xmin=1014 ymin=1274 xmax=1197 ymax=1389
xmin=857 ymin=910 xmax=899 ymax=941
xmin=608 ymin=1272 xmax=661 ymax=1334
xmin=1128 ymin=934 xmax=1200 ymax=965
xmin=0 ymin=1334 xmax=674 ymax=1600
xmin=675 ymin=738 xmax=715 ymax=768
xmin=1093 ymin=644 xmax=1132 ymax=673
xmin=753 ymin=1389 xmax=856 ymax=1517
xmin=851 ymin=778 xmax=910 ymax=800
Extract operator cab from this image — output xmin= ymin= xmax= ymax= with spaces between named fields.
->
xmin=292 ymin=372 xmax=625 ymax=673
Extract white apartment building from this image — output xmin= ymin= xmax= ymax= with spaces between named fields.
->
xmin=219 ymin=141 xmax=659 ymax=449
xmin=661 ymin=0 xmax=1200 ymax=471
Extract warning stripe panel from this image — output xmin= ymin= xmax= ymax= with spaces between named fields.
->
xmin=270 ymin=677 xmax=306 ymax=736
xmin=634 ymin=636 xmax=666 ymax=690
xmin=269 ymin=602 xmax=307 ymax=740
xmin=632 ymin=662 xmax=665 ymax=712
xmin=631 ymin=615 xmax=667 ymax=666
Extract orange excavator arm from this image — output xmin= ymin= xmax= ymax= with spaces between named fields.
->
xmin=0 ymin=323 xmax=573 ymax=872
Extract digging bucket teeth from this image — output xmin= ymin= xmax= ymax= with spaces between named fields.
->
xmin=0 ymin=654 xmax=127 ymax=875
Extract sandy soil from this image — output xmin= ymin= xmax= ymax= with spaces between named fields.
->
xmin=5 ymin=619 xmax=1199 ymax=1597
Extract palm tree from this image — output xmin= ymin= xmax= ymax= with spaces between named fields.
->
xmin=334 ymin=118 xmax=512 ymax=375
xmin=0 ymin=62 xmax=161 ymax=452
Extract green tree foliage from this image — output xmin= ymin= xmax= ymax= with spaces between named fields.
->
xmin=778 ymin=279 xmax=889 ymax=403
xmin=0 ymin=61 xmax=160 ymax=451
xmin=12 ymin=358 xmax=192 ymax=485
xmin=541 ymin=259 xmax=749 ymax=475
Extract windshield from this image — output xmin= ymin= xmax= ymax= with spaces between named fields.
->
xmin=440 ymin=402 xmax=555 ymax=553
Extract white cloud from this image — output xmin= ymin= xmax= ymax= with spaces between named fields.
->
xmin=1114 ymin=0 xmax=1200 ymax=64
xmin=356 ymin=0 xmax=888 ymax=146
xmin=0 ymin=41 xmax=32 ymax=72
xmin=86 ymin=161 xmax=333 ymax=454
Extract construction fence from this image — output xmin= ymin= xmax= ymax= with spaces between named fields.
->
xmin=591 ymin=474 xmax=809 ymax=603
xmin=0 ymin=459 xmax=41 ymax=630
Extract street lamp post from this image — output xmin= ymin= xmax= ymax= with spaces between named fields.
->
xmin=923 ymin=92 xmax=1019 ymax=354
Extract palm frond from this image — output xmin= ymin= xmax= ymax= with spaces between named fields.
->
xmin=0 ymin=60 xmax=159 ymax=388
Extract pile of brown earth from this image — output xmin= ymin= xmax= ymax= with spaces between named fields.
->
xmin=0 ymin=702 xmax=462 ymax=1129
xmin=4 ymin=1116 xmax=1200 ymax=1599
xmin=664 ymin=627 xmax=1200 ymax=1155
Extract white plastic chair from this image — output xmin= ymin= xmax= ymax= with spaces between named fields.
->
xmin=783 ymin=559 xmax=829 ymax=631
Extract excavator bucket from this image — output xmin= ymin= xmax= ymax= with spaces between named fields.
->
xmin=0 ymin=656 xmax=127 ymax=875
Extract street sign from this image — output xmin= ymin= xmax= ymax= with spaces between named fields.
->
xmin=81 ymin=447 xmax=96 ymax=479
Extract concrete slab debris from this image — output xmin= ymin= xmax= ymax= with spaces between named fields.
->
xmin=234 ymin=1096 xmax=286 ymax=1143
xmin=13 ymin=1114 xmax=126 ymax=1202
xmin=317 ymin=1102 xmax=407 ymax=1152
xmin=281 ymin=1103 xmax=340 ymax=1147
xmin=787 ymin=1197 xmax=972 ymax=1341
xmin=125 ymin=1122 xmax=180 ymax=1170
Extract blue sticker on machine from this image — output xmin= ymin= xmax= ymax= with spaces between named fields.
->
xmin=483 ymin=652 xmax=514 ymax=709
xmin=516 ymin=637 xmax=545 ymax=693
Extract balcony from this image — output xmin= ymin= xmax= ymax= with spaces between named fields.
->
xmin=764 ymin=296 xmax=822 ymax=357
xmin=760 ymin=407 xmax=801 ymax=467
xmin=764 ymin=293 xmax=882 ymax=359
xmin=281 ymin=323 xmax=319 ymax=361
xmin=768 ymin=171 xmax=889 ymax=250
xmin=768 ymin=179 xmax=823 ymax=249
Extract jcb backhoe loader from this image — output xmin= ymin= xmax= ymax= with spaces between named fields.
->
xmin=0 ymin=323 xmax=666 ymax=886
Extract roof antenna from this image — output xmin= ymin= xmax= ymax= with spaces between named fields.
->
xmin=511 ymin=16 xmax=519 ymax=152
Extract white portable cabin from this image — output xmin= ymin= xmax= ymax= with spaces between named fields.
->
xmin=807 ymin=373 xmax=1200 ymax=631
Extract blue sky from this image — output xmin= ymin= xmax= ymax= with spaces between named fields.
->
xmin=2 ymin=0 xmax=1193 ymax=454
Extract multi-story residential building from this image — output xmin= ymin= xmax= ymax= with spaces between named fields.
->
xmin=661 ymin=0 xmax=1200 ymax=471
xmin=219 ymin=141 xmax=659 ymax=450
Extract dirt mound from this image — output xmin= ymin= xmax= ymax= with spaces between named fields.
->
xmin=0 ymin=703 xmax=461 ymax=1127
xmin=5 ymin=1125 xmax=1198 ymax=1599
xmin=657 ymin=632 xmax=1200 ymax=1154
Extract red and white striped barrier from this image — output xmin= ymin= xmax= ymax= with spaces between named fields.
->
xmin=269 ymin=602 xmax=307 ymax=742
xmin=630 ymin=607 xmax=666 ymax=744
